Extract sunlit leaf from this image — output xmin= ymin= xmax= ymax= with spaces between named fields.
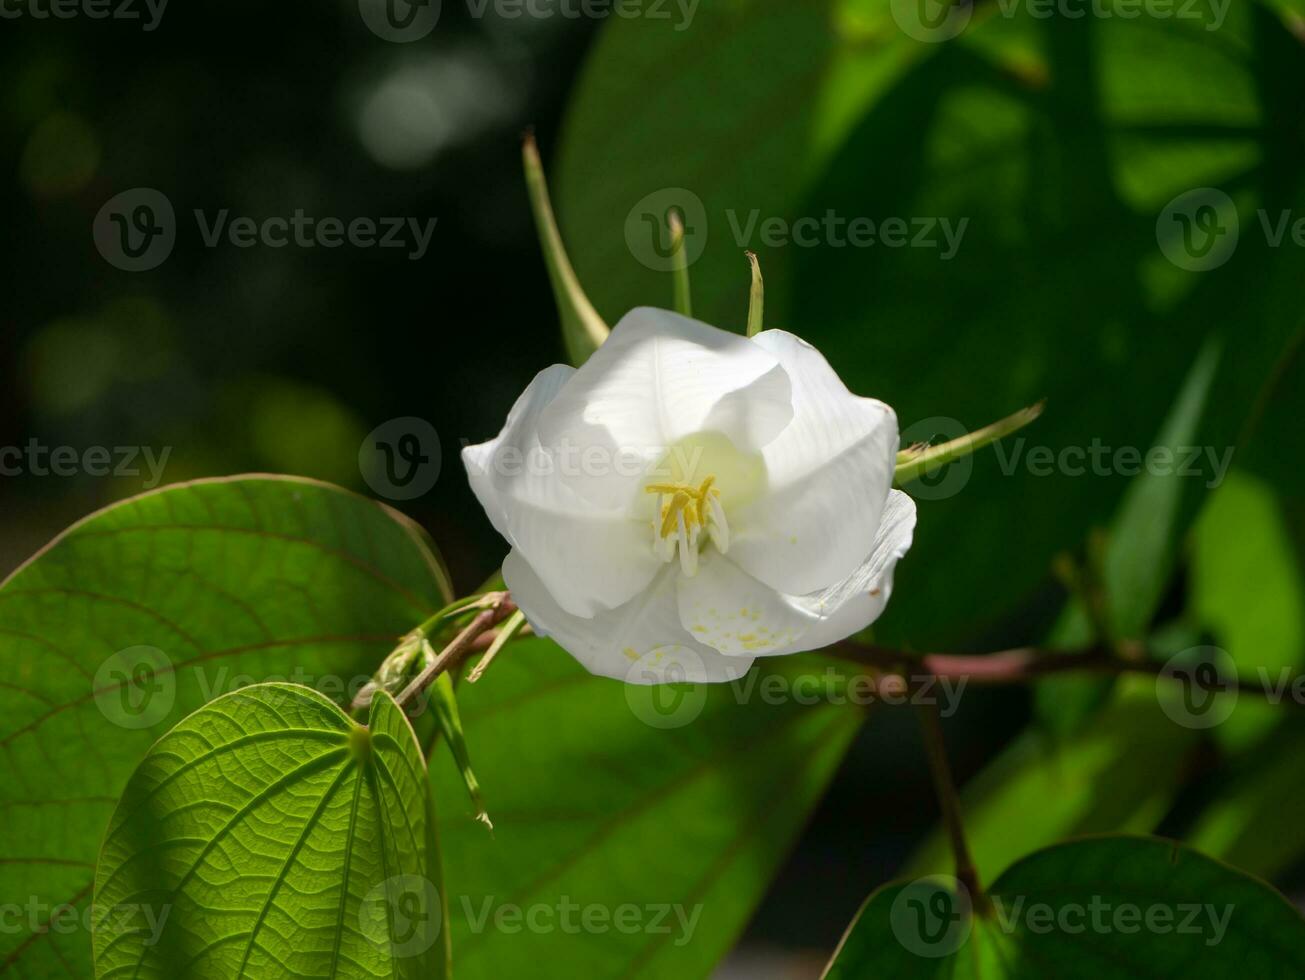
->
xmin=94 ymin=684 xmax=440 ymax=978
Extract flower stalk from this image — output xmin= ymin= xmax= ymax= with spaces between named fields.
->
xmin=894 ymin=401 xmax=1044 ymax=486
xmin=522 ymin=131 xmax=609 ymax=364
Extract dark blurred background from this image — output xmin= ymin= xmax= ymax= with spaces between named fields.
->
xmin=0 ymin=3 xmax=590 ymax=580
xmin=4 ymin=2 xmax=1303 ymax=976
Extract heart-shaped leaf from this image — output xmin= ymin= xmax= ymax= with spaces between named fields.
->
xmin=93 ymin=683 xmax=439 ymax=978
xmin=0 ymin=476 xmax=452 ymax=976
xmin=826 ymin=836 xmax=1305 ymax=977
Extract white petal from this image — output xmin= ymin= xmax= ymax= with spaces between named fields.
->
xmin=675 ymin=550 xmax=823 ymax=657
xmin=504 ymin=549 xmax=753 ymax=684
xmin=462 ymin=364 xmax=659 ymax=618
xmin=536 ymin=308 xmax=793 ymax=510
xmin=463 ymin=363 xmax=572 ymax=539
xmin=680 ymin=491 xmax=916 ymax=658
xmin=778 ymin=490 xmax=917 ymax=654
xmin=728 ymin=330 xmax=898 ymax=595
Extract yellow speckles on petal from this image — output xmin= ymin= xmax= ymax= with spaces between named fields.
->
xmin=623 ymin=647 xmax=639 ymax=662
xmin=691 ymin=625 xmax=706 ymax=633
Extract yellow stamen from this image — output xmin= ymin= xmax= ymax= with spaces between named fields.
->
xmin=660 ymin=490 xmax=693 ymax=538
xmin=646 ymin=474 xmax=729 ymax=572
xmin=647 ymin=479 xmax=717 ymax=539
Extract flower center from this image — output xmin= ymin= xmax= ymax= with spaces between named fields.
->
xmin=644 ymin=475 xmax=730 ymax=577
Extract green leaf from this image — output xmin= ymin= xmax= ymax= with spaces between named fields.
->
xmin=827 ymin=836 xmax=1305 ymax=978
xmin=1191 ymin=470 xmax=1305 ymax=751
xmin=93 ymin=683 xmax=440 ymax=978
xmin=1181 ymin=474 xmax=1305 ymax=875
xmin=1034 ymin=336 xmax=1223 ymax=734
xmin=431 ymin=637 xmax=864 ymax=978
xmin=0 ymin=476 xmax=453 ymax=976
xmin=1187 ymin=729 xmax=1305 ymax=881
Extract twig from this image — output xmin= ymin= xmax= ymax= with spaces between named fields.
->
xmin=828 ymin=642 xmax=1301 ymax=708
xmin=395 ymin=595 xmax=517 ymax=710
xmin=915 ymin=691 xmax=988 ymax=912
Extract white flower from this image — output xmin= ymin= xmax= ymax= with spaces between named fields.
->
xmin=463 ymin=308 xmax=916 ymax=684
